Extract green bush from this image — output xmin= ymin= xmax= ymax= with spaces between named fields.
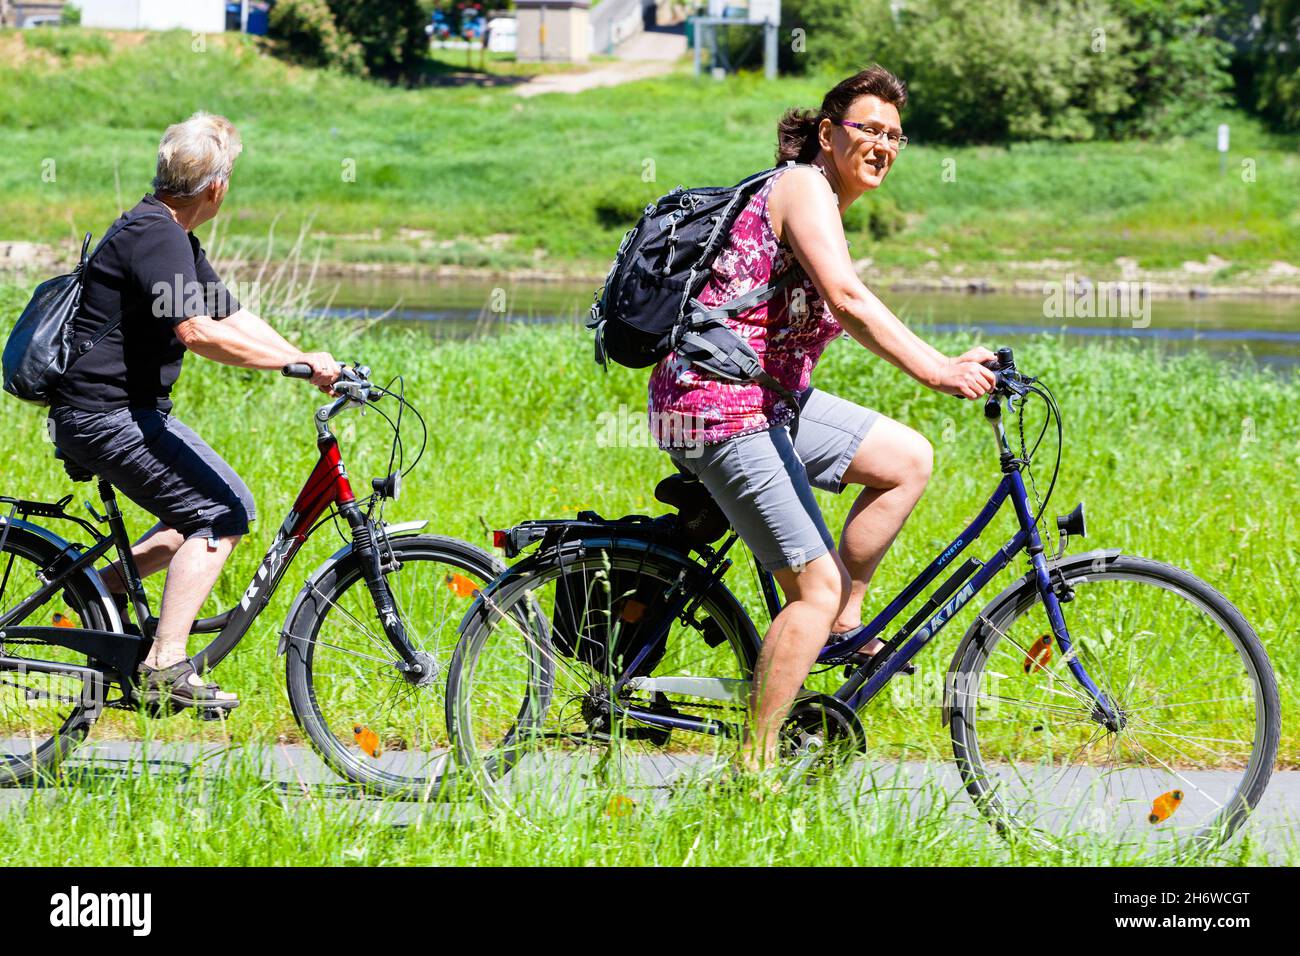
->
xmin=268 ymin=0 xmax=367 ymax=75
xmin=326 ymin=0 xmax=429 ymax=80
xmin=1251 ymin=0 xmax=1300 ymax=129
xmin=1101 ymin=0 xmax=1235 ymax=138
xmin=843 ymin=193 xmax=906 ymax=242
xmin=784 ymin=0 xmax=1233 ymax=143
xmin=60 ymin=3 xmax=82 ymax=25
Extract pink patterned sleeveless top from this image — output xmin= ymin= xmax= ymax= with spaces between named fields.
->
xmin=647 ymin=168 xmax=844 ymax=449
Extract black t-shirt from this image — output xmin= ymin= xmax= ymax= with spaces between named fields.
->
xmin=52 ymin=195 xmax=239 ymax=412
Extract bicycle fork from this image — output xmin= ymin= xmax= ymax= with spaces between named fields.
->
xmin=338 ymin=503 xmax=431 ymax=683
xmin=1027 ymin=549 xmax=1124 ymax=730
xmin=992 ymin=395 xmax=1122 ymax=730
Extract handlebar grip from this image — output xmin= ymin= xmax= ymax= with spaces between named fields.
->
xmin=282 ymin=363 xmax=313 ymax=379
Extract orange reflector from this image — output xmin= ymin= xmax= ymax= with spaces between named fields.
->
xmin=605 ymin=794 xmax=636 ymax=818
xmin=1022 ymin=634 xmax=1052 ymax=673
xmin=352 ymin=724 xmax=382 ymax=759
xmin=52 ymin=613 xmax=74 ymax=628
xmin=618 ymin=599 xmax=647 ymax=624
xmin=444 ymin=573 xmax=480 ymax=599
xmin=1148 ymin=789 xmax=1184 ymax=824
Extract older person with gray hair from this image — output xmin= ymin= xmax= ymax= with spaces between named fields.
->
xmin=48 ymin=111 xmax=341 ymax=712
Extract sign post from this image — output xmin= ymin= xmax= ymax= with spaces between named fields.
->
xmin=1217 ymin=123 xmax=1229 ymax=176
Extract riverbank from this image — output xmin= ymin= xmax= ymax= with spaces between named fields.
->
xmin=6 ymin=248 xmax=1300 ymax=301
xmin=3 ymin=29 xmax=1300 ymax=296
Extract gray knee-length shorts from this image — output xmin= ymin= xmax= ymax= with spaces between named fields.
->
xmin=48 ymin=405 xmax=255 ymax=542
xmin=666 ymin=388 xmax=878 ymax=572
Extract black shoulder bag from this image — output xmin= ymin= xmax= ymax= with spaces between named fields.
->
xmin=2 ymin=209 xmax=169 ymax=407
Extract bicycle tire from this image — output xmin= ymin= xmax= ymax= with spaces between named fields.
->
xmin=284 ymin=534 xmax=505 ymax=799
xmin=948 ymin=552 xmax=1280 ymax=858
xmin=446 ymin=540 xmax=761 ymax=807
xmin=0 ymin=525 xmax=113 ymax=785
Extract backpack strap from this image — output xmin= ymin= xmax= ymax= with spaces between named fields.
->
xmin=69 ymin=207 xmax=175 ymax=365
xmin=673 ymin=324 xmax=802 ymax=440
xmin=684 ymin=266 xmax=800 ymax=325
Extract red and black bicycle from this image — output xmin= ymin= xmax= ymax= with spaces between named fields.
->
xmin=0 ymin=363 xmax=504 ymax=797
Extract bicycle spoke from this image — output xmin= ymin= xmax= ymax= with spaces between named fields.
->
xmin=955 ymin=563 xmax=1272 ymax=858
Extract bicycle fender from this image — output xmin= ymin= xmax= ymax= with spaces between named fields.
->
xmin=940 ymin=548 xmax=1123 ymax=727
xmin=276 ymin=521 xmax=428 ymax=656
xmin=0 ymin=514 xmax=122 ymax=634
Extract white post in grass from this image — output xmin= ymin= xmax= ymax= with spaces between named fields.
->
xmin=1218 ymin=123 xmax=1229 ymax=176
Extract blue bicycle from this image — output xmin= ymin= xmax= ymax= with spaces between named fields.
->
xmin=446 ymin=347 xmax=1280 ymax=856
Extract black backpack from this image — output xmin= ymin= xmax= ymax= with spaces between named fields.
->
xmin=586 ymin=164 xmax=809 ymax=407
xmin=2 ymin=209 xmax=168 ymax=407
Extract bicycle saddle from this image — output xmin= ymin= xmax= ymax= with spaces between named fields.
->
xmin=654 ymin=473 xmax=729 ymax=546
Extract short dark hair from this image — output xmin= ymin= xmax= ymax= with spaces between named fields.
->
xmin=775 ymin=65 xmax=908 ymax=165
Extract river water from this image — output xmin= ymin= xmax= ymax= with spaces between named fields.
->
xmin=320 ymin=276 xmax=1300 ymax=370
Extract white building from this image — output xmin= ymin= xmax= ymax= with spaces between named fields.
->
xmin=78 ymin=0 xmax=226 ymax=32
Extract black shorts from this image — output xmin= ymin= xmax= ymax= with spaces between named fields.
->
xmin=48 ymin=406 xmax=255 ymax=541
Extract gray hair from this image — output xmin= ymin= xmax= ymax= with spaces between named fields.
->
xmin=151 ymin=111 xmax=243 ymax=198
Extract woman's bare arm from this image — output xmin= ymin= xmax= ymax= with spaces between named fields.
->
xmin=768 ymin=168 xmax=994 ymax=399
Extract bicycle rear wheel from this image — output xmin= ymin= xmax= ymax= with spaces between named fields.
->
xmin=284 ymin=534 xmax=504 ymax=799
xmin=446 ymin=544 xmax=760 ymax=811
xmin=0 ymin=525 xmax=112 ymax=785
xmin=948 ymin=554 xmax=1279 ymax=859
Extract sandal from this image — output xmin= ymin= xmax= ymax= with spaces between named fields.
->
xmin=827 ymin=625 xmax=916 ymax=674
xmin=137 ymin=659 xmax=240 ymax=711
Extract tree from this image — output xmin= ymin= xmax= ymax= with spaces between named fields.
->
xmin=326 ymin=0 xmax=430 ymax=80
xmin=269 ymin=0 xmax=429 ymax=80
xmin=1254 ymin=0 xmax=1300 ymax=127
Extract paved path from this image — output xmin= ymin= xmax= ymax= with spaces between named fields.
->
xmin=3 ymin=741 xmax=1297 ymax=851
xmin=515 ymin=27 xmax=686 ymax=98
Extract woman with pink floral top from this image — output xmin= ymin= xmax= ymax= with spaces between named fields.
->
xmin=648 ymin=66 xmax=998 ymax=774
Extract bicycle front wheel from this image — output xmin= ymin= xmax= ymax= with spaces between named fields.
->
xmin=949 ymin=553 xmax=1279 ymax=859
xmin=284 ymin=534 xmax=504 ymax=799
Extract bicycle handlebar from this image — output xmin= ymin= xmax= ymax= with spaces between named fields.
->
xmin=282 ymin=362 xmax=376 ymax=399
xmin=981 ymin=346 xmax=1032 ymax=397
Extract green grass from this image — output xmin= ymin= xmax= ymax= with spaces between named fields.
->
xmin=1 ymin=29 xmax=1298 ymax=281
xmin=1 ymin=274 xmax=1296 ymax=864
xmin=2 ymin=739 xmax=1293 ymax=865
xmin=0 ymin=280 xmax=1295 ymax=762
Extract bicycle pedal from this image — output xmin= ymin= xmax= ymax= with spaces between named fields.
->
xmin=192 ymin=705 xmax=234 ymax=722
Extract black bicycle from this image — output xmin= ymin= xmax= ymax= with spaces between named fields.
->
xmin=0 ymin=363 xmax=504 ymax=798
xmin=445 ymin=347 xmax=1279 ymax=857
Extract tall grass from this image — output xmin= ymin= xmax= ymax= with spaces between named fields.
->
xmin=1 ymin=29 xmax=1297 ymax=277
xmin=0 ymin=281 xmax=1295 ymax=763
xmin=2 ymin=735 xmax=1292 ymax=865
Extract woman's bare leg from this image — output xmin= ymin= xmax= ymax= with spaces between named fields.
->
xmin=739 ymin=551 xmax=849 ymax=772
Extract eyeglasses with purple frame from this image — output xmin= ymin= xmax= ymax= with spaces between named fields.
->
xmin=834 ymin=120 xmax=908 ymax=150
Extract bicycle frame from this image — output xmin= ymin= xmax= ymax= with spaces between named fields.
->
xmin=608 ymin=390 xmax=1118 ymax=737
xmin=0 ymin=394 xmax=423 ymax=684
